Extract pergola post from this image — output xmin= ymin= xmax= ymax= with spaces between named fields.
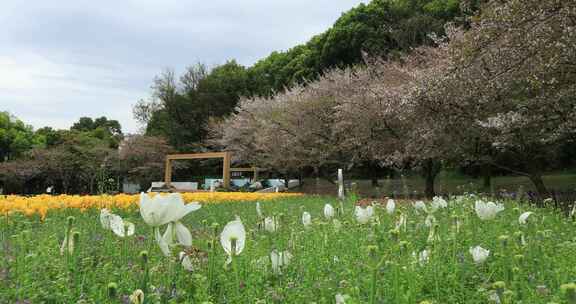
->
xmin=253 ymin=167 xmax=259 ymax=181
xmin=222 ymin=151 xmax=231 ymax=189
xmin=165 ymin=158 xmax=173 ymax=187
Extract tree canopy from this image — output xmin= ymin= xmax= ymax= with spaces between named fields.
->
xmin=215 ymin=0 xmax=576 ymax=197
xmin=136 ymin=0 xmax=471 ymax=151
xmin=0 ymin=111 xmax=45 ymax=162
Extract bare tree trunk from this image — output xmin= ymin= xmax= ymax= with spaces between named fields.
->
xmin=314 ymin=167 xmax=320 ymax=194
xmin=481 ymin=163 xmax=492 ymax=191
xmin=528 ymin=174 xmax=550 ymax=200
xmin=422 ymin=159 xmax=441 ymax=199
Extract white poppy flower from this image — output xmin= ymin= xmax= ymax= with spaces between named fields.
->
xmin=139 ymin=193 xmax=201 ymax=227
xmin=335 ymin=293 xmax=350 ymax=304
xmin=419 ymin=249 xmax=430 ymax=265
xmin=179 ymin=251 xmax=194 ymax=271
xmin=302 ymin=212 xmax=312 ymax=228
xmin=395 ymin=213 xmax=407 ymax=231
xmin=475 ymin=200 xmax=505 ymax=220
xmin=413 ymin=201 xmax=427 ymax=213
xmin=220 ymin=217 xmax=246 ymax=258
xmin=386 ymin=199 xmax=396 ymax=214
xmin=256 ymin=202 xmax=263 ymax=218
xmin=270 ymin=250 xmax=292 ymax=274
xmin=324 ymin=204 xmax=335 ymax=219
xmin=108 ymin=214 xmax=135 ymax=237
xmin=430 ymin=196 xmax=447 ymax=213
xmin=469 ymin=246 xmax=490 ymax=264
xmin=140 ymin=193 xmax=200 ymax=256
xmin=518 ymin=211 xmax=533 ymax=225
xmin=355 ymin=205 xmax=374 ymax=224
xmin=264 ymin=216 xmax=278 ymax=232
xmin=100 ymin=209 xmax=113 ymax=229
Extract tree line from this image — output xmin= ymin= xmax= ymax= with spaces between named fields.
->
xmin=134 ymin=0 xmax=478 ymax=151
xmin=212 ymin=0 xmax=576 ymax=198
xmin=0 ymin=114 xmax=172 ymax=194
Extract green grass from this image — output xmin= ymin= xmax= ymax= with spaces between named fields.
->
xmin=1 ymin=195 xmax=576 ymax=303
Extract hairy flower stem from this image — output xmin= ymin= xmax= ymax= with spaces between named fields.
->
xmin=231 ymin=254 xmax=242 ymax=302
xmin=369 ymin=264 xmax=378 ymax=304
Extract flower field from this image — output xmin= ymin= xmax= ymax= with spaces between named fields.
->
xmin=0 ymin=192 xmax=303 ymax=219
xmin=1 ymin=194 xmax=576 ymax=303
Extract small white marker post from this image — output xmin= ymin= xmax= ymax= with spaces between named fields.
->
xmin=337 ymin=169 xmax=344 ymax=201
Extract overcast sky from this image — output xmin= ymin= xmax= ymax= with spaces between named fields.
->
xmin=0 ymin=0 xmax=366 ymax=133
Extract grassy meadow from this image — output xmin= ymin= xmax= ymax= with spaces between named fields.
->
xmin=1 ymin=194 xmax=576 ymax=303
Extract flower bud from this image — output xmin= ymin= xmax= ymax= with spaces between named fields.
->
xmin=536 ymin=285 xmax=549 ymax=296
xmin=513 ymin=231 xmax=525 ymax=246
xmin=211 ymin=222 xmax=220 ymax=236
xmin=107 ymin=282 xmax=118 ymax=299
xmin=399 ymin=241 xmax=409 ymax=253
xmin=492 ymin=281 xmax=506 ymax=291
xmin=561 ymin=283 xmax=576 ymax=304
xmin=67 ymin=216 xmax=75 ymax=229
xmin=389 ymin=229 xmax=399 ymax=242
xmin=129 ymin=289 xmax=144 ymax=304
xmin=72 ymin=231 xmax=80 ymax=246
xmin=139 ymin=250 xmax=149 ymax=264
xmin=502 ymin=290 xmax=514 ymax=301
xmin=367 ymin=245 xmax=378 ymax=259
xmin=498 ymin=235 xmax=509 ymax=247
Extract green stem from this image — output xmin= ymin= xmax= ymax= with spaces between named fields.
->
xmin=369 ymin=265 xmax=378 ymax=304
xmin=232 ymin=255 xmax=241 ymax=302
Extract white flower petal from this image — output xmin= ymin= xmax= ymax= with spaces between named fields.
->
xmin=256 ymin=202 xmax=263 ymax=218
xmin=124 ymin=221 xmax=135 ymax=236
xmin=163 ymin=222 xmax=175 ymax=246
xmin=264 ymin=216 xmax=278 ymax=232
xmin=518 ymin=211 xmax=533 ymax=225
xmin=302 ymin=212 xmax=311 ymax=227
xmin=183 ymin=202 xmax=202 ymax=217
xmin=469 ymin=246 xmax=490 ymax=264
xmin=324 ymin=204 xmax=334 ymax=219
xmin=180 ymin=251 xmax=194 ymax=271
xmin=220 ymin=218 xmax=246 ymax=256
xmin=155 ymin=227 xmax=171 ymax=257
xmin=110 ymin=214 xmax=126 ymax=237
xmin=100 ymin=209 xmax=112 ymax=229
xmin=386 ymin=199 xmax=395 ymax=214
xmin=175 ymin=221 xmax=193 ymax=247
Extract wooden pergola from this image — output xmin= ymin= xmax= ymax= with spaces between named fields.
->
xmin=165 ymin=152 xmax=232 ymax=188
xmin=164 ymin=152 xmax=265 ymax=190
